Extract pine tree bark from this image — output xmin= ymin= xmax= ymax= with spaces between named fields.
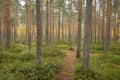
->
xmin=32 ymin=0 xmax=35 ymax=40
xmin=26 ymin=0 xmax=29 ymax=41
xmin=114 ymin=0 xmax=117 ymax=41
xmin=46 ymin=0 xmax=49 ymax=47
xmin=0 ymin=1 xmax=2 ymax=44
xmin=5 ymin=0 xmax=10 ymax=48
xmin=36 ymin=0 xmax=42 ymax=65
xmin=62 ymin=7 xmax=64 ymax=40
xmin=3 ymin=3 xmax=6 ymax=42
xmin=52 ymin=20 xmax=54 ymax=41
xmin=76 ymin=0 xmax=82 ymax=58
xmin=94 ymin=0 xmax=96 ymax=43
xmin=98 ymin=0 xmax=101 ymax=42
xmin=52 ymin=1 xmax=55 ymax=41
xmin=28 ymin=0 xmax=32 ymax=51
xmin=117 ymin=9 xmax=120 ymax=40
xmin=68 ymin=0 xmax=72 ymax=48
xmin=82 ymin=0 xmax=92 ymax=70
xmin=50 ymin=0 xmax=52 ymax=42
xmin=13 ymin=0 xmax=18 ymax=42
xmin=105 ymin=0 xmax=111 ymax=52
xmin=101 ymin=0 xmax=105 ymax=52
xmin=58 ymin=0 xmax=60 ymax=43
xmin=0 ymin=18 xmax=2 ymax=44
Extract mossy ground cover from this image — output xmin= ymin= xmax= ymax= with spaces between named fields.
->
xmin=73 ymin=41 xmax=120 ymax=80
xmin=0 ymin=42 xmax=65 ymax=80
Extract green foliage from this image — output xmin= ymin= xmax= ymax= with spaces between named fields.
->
xmin=53 ymin=44 xmax=69 ymax=50
xmin=37 ymin=63 xmax=61 ymax=80
xmin=96 ymin=54 xmax=120 ymax=65
xmin=91 ymin=53 xmax=120 ymax=80
xmin=68 ymin=47 xmax=74 ymax=51
xmin=0 ymin=52 xmax=5 ymax=63
xmin=90 ymin=42 xmax=120 ymax=55
xmin=0 ymin=62 xmax=62 ymax=80
xmin=73 ymin=47 xmax=120 ymax=80
xmin=90 ymin=54 xmax=120 ymax=80
xmin=73 ymin=60 xmax=96 ymax=80
xmin=0 ymin=51 xmax=17 ymax=63
xmin=42 ymin=47 xmax=65 ymax=57
xmin=109 ymin=42 xmax=120 ymax=55
xmin=52 ymin=40 xmax=77 ymax=50
xmin=0 ymin=43 xmax=64 ymax=80
xmin=90 ymin=43 xmax=102 ymax=53
xmin=6 ymin=45 xmax=23 ymax=53
xmin=18 ymin=52 xmax=35 ymax=62
xmin=0 ymin=63 xmax=61 ymax=80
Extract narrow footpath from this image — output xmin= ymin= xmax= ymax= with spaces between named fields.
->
xmin=57 ymin=48 xmax=76 ymax=80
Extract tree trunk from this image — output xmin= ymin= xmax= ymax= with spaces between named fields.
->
xmin=26 ymin=0 xmax=29 ymax=41
xmin=52 ymin=0 xmax=55 ymax=41
xmin=117 ymin=9 xmax=120 ymax=40
xmin=73 ymin=21 xmax=75 ymax=40
xmin=116 ymin=1 xmax=119 ymax=41
xmin=13 ymin=0 xmax=18 ymax=42
xmin=0 ymin=1 xmax=2 ymax=44
xmin=94 ymin=0 xmax=96 ymax=43
xmin=46 ymin=0 xmax=49 ymax=47
xmin=0 ymin=18 xmax=2 ymax=44
xmin=5 ymin=0 xmax=10 ymax=48
xmin=3 ymin=5 xmax=6 ymax=42
xmin=32 ymin=1 xmax=36 ymax=40
xmin=82 ymin=0 xmax=92 ymax=70
xmin=101 ymin=0 xmax=106 ymax=52
xmin=98 ymin=0 xmax=101 ymax=42
xmin=76 ymin=0 xmax=82 ymax=58
xmin=62 ymin=7 xmax=64 ymax=40
xmin=58 ymin=0 xmax=60 ymax=43
xmin=105 ymin=0 xmax=111 ymax=52
xmin=36 ymin=0 xmax=42 ymax=65
xmin=50 ymin=0 xmax=52 ymax=46
xmin=114 ymin=0 xmax=117 ymax=41
xmin=28 ymin=0 xmax=32 ymax=51
xmin=68 ymin=0 xmax=72 ymax=48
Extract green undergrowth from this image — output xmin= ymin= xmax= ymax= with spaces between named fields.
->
xmin=90 ymin=43 xmax=102 ymax=53
xmin=0 ymin=43 xmax=65 ymax=80
xmin=73 ymin=54 xmax=120 ymax=80
xmin=0 ymin=62 xmax=62 ymax=80
xmin=42 ymin=47 xmax=65 ymax=57
xmin=73 ymin=42 xmax=120 ymax=80
xmin=90 ymin=41 xmax=120 ymax=55
xmin=68 ymin=47 xmax=74 ymax=51
xmin=73 ymin=58 xmax=99 ymax=80
xmin=109 ymin=42 xmax=120 ymax=55
xmin=52 ymin=40 xmax=76 ymax=50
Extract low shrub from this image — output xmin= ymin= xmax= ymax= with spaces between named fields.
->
xmin=53 ymin=44 xmax=69 ymax=50
xmin=0 ymin=51 xmax=16 ymax=63
xmin=18 ymin=52 xmax=35 ymax=62
xmin=73 ymin=61 xmax=96 ymax=80
xmin=73 ymin=53 xmax=120 ymax=80
xmin=6 ymin=45 xmax=23 ymax=54
xmin=90 ymin=43 xmax=102 ymax=53
xmin=68 ymin=47 xmax=74 ymax=51
xmin=109 ymin=43 xmax=120 ymax=55
xmin=42 ymin=47 xmax=65 ymax=57
xmin=97 ymin=54 xmax=120 ymax=65
xmin=16 ymin=63 xmax=61 ymax=80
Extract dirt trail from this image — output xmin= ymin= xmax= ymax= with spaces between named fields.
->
xmin=57 ymin=48 xmax=76 ymax=80
xmin=57 ymin=47 xmax=98 ymax=80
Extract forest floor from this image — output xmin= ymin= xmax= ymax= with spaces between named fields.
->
xmin=57 ymin=47 xmax=99 ymax=80
xmin=57 ymin=47 xmax=76 ymax=80
xmin=0 ymin=42 xmax=120 ymax=80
